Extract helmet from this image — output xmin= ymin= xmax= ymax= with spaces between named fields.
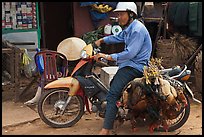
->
xmin=113 ymin=2 xmax=137 ymax=15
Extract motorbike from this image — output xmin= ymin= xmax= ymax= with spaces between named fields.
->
xmin=37 ymin=44 xmax=109 ymax=128
xmin=37 ymin=43 xmax=201 ymax=133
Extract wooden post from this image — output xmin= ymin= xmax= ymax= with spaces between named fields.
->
xmin=152 ymin=17 xmax=163 ymax=57
xmin=14 ymin=47 xmax=22 ymax=102
xmin=185 ymin=44 xmax=202 ymax=67
xmin=163 ymin=3 xmax=168 ymax=39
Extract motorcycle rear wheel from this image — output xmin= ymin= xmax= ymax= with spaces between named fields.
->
xmin=156 ymin=93 xmax=190 ymax=132
xmin=38 ymin=88 xmax=84 ymax=128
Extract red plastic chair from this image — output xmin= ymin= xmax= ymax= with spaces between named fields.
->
xmin=34 ymin=50 xmax=69 ymax=90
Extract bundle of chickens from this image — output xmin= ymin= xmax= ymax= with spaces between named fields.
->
xmin=121 ymin=58 xmax=188 ymax=131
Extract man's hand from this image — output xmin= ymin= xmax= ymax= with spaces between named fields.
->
xmin=94 ymin=53 xmax=106 ymax=62
xmin=94 ymin=38 xmax=104 ymax=47
xmin=94 ymin=53 xmax=114 ymax=62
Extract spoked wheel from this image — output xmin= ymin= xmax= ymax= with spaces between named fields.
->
xmin=156 ymin=93 xmax=190 ymax=132
xmin=38 ymin=88 xmax=84 ymax=128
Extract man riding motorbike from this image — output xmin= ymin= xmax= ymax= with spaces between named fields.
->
xmin=94 ymin=2 xmax=152 ymax=135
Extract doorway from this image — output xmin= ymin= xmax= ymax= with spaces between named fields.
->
xmin=39 ymin=2 xmax=74 ymax=50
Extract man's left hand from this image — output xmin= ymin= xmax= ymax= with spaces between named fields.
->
xmin=94 ymin=53 xmax=106 ymax=62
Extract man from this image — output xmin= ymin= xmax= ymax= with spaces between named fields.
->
xmin=94 ymin=2 xmax=152 ymax=135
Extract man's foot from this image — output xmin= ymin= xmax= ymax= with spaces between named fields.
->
xmin=99 ymin=128 xmax=110 ymax=135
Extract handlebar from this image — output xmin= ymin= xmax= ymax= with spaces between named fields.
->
xmin=92 ymin=43 xmax=109 ymax=66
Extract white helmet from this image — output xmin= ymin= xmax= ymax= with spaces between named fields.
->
xmin=113 ymin=2 xmax=137 ymax=15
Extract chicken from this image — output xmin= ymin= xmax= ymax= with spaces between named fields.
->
xmin=158 ymin=78 xmax=178 ymax=105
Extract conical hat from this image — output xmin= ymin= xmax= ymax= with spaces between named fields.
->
xmin=57 ymin=37 xmax=86 ymax=61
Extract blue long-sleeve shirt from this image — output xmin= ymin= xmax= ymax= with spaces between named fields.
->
xmin=103 ymin=19 xmax=152 ymax=73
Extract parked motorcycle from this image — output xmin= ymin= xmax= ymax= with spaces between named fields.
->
xmin=37 ymin=44 xmax=108 ymax=128
xmin=37 ymin=44 xmax=201 ymax=133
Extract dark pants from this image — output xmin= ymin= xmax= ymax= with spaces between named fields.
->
xmin=103 ymin=66 xmax=143 ymax=129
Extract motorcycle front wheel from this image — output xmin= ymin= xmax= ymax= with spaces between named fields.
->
xmin=156 ymin=93 xmax=190 ymax=132
xmin=38 ymin=88 xmax=84 ymax=128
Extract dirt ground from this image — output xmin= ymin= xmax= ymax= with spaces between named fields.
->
xmin=1 ymin=100 xmax=202 ymax=135
xmin=2 ymin=84 xmax=203 ymax=135
xmin=2 ymin=71 xmax=203 ymax=135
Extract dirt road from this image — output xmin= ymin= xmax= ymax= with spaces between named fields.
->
xmin=2 ymin=75 xmax=202 ymax=135
xmin=2 ymin=100 xmax=202 ymax=135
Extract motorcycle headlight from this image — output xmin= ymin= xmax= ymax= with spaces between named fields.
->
xmin=80 ymin=50 xmax=89 ymax=59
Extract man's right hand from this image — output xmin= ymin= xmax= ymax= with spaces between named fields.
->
xmin=94 ymin=38 xmax=104 ymax=47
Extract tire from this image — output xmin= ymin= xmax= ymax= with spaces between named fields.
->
xmin=156 ymin=93 xmax=190 ymax=132
xmin=38 ymin=88 xmax=84 ymax=128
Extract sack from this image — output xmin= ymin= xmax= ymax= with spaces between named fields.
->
xmin=188 ymin=2 xmax=202 ymax=37
xmin=167 ymin=2 xmax=202 ymax=37
xmin=35 ymin=48 xmax=44 ymax=74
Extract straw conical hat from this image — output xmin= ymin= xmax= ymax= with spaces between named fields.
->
xmin=57 ymin=37 xmax=86 ymax=61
